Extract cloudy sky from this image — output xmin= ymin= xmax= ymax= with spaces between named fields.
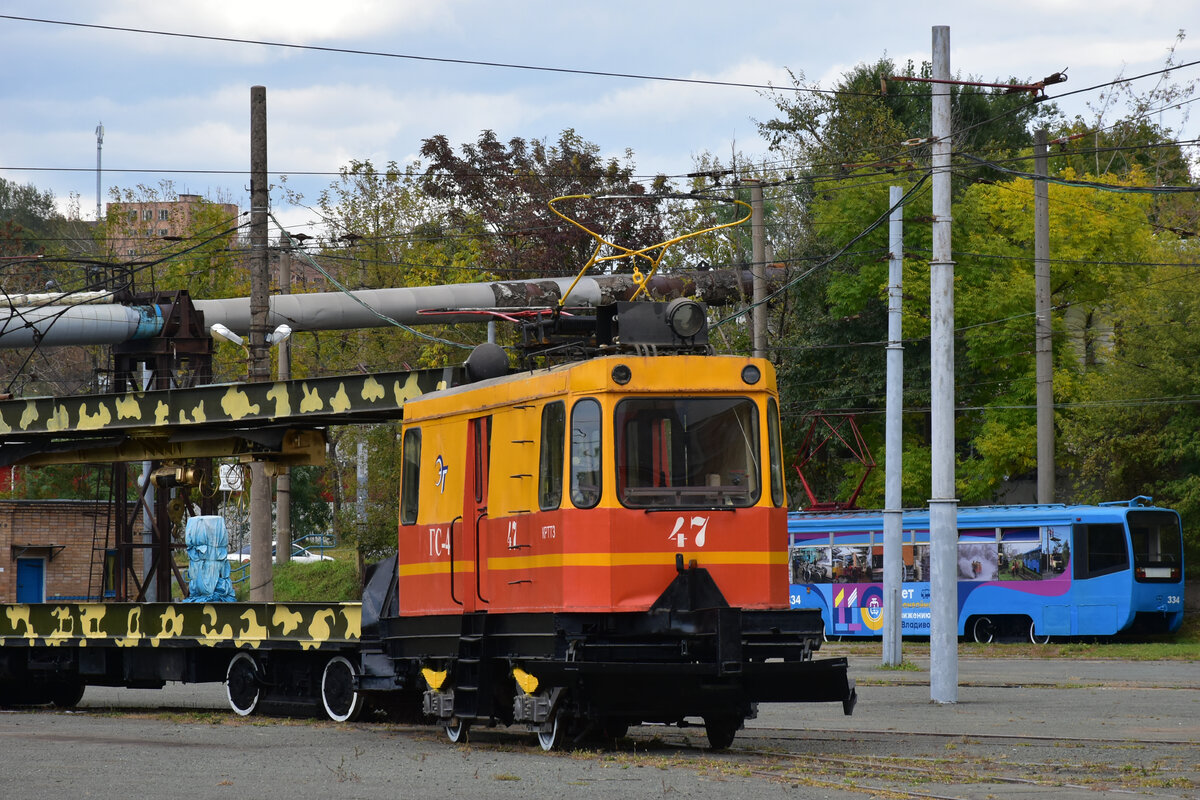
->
xmin=1 ymin=2 xmax=1196 ymax=234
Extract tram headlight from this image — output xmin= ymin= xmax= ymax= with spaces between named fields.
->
xmin=612 ymin=364 xmax=632 ymax=385
xmin=666 ymin=298 xmax=706 ymax=339
xmin=741 ymin=364 xmax=761 ymax=385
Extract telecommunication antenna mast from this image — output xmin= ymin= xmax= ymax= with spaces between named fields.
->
xmin=95 ymin=122 xmax=104 ymax=221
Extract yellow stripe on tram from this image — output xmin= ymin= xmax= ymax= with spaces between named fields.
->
xmin=486 ymin=550 xmax=787 ymax=571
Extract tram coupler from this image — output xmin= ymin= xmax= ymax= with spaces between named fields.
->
xmin=423 ymin=688 xmax=455 ymax=720
xmin=514 ymin=686 xmax=562 ymax=725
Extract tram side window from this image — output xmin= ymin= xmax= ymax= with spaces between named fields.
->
xmin=998 ymin=528 xmax=1042 ymax=581
xmin=768 ymin=398 xmax=785 ymax=507
xmin=790 ymin=544 xmax=832 ymax=583
xmin=400 ymin=428 xmax=421 ymax=525
xmin=570 ymin=398 xmax=601 ymax=509
xmin=1128 ymin=510 xmax=1183 ymax=582
xmin=539 ymin=401 xmax=566 ymax=511
xmin=1073 ymin=523 xmax=1129 ymax=579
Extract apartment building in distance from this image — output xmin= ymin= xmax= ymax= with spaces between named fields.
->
xmin=105 ymin=193 xmax=240 ymax=258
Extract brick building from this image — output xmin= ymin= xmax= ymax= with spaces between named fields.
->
xmin=0 ymin=500 xmax=142 ymax=603
xmin=105 ymin=194 xmax=240 ymax=258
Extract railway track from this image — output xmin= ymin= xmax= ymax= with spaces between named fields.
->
xmin=46 ymin=670 xmax=1200 ymax=800
xmin=629 ymin=724 xmax=1198 ymax=799
xmin=9 ymin=699 xmax=1198 ymax=799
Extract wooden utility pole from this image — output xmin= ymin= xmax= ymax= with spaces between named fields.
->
xmin=1034 ymin=129 xmax=1054 ymax=503
xmin=248 ymin=85 xmax=273 ymax=600
xmin=275 ymin=247 xmax=291 ymax=563
xmin=747 ymin=180 xmax=766 ymax=359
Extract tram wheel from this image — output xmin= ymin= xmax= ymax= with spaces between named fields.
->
xmin=537 ymin=708 xmax=564 ymax=752
xmin=444 ymin=718 xmax=470 ymax=744
xmin=971 ymin=616 xmax=996 ymax=644
xmin=225 ymin=652 xmax=261 ymax=716
xmin=320 ymin=655 xmax=365 ymax=722
xmin=1028 ymin=619 xmax=1051 ymax=645
xmin=703 ymin=715 xmax=741 ymax=750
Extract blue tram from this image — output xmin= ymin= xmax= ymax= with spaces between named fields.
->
xmin=788 ymin=497 xmax=1185 ymax=642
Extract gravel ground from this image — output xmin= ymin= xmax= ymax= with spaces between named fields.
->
xmin=0 ymin=655 xmax=1194 ymax=800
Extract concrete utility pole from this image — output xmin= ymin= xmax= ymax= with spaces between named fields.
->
xmin=248 ymin=86 xmax=273 ymax=601
xmin=275 ymin=248 xmax=291 ymax=564
xmin=1034 ymin=129 xmax=1054 ymax=504
xmin=883 ymin=186 xmax=904 ymax=666
xmin=747 ymin=179 xmax=767 ymax=359
xmin=929 ymin=25 xmax=959 ymax=704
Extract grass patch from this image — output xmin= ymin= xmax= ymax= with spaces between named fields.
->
xmin=835 ymin=638 xmax=1200 ymax=660
xmin=821 ymin=610 xmax=1200 ymax=661
xmin=235 ymin=559 xmax=361 ymax=602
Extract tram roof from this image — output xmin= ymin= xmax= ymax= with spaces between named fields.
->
xmin=787 ymin=498 xmax=1172 ymax=532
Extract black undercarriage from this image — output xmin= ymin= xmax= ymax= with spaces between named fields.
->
xmin=360 ymin=556 xmax=856 ymax=749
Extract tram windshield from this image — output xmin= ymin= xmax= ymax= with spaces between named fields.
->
xmin=1128 ymin=510 xmax=1184 ymax=582
xmin=615 ymin=397 xmax=760 ymax=508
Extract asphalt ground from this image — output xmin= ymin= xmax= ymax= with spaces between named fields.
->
xmin=0 ymin=655 xmax=1194 ymax=799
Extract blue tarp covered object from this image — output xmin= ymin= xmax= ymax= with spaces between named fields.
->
xmin=182 ymin=515 xmax=236 ymax=602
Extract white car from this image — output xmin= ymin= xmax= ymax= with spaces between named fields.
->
xmin=227 ymin=543 xmax=333 ymax=563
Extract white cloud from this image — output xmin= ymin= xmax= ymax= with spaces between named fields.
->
xmin=94 ymin=0 xmax=454 ymax=43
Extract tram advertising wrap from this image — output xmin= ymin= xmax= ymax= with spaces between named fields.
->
xmin=788 ymin=498 xmax=1184 ymax=642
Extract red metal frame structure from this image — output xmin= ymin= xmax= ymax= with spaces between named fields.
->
xmin=792 ymin=412 xmax=875 ymax=511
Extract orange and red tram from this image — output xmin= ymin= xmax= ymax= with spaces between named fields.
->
xmin=362 ymin=302 xmax=856 ymax=750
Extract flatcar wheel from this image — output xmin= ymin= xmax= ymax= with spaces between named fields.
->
xmin=536 ymin=708 xmax=563 ymax=752
xmin=49 ymin=680 xmax=86 ymax=709
xmin=320 ymin=655 xmax=365 ymax=722
xmin=445 ymin=718 xmax=470 ymax=744
xmin=703 ymin=715 xmax=741 ymax=751
xmin=972 ymin=616 xmax=996 ymax=644
xmin=225 ymin=652 xmax=261 ymax=716
xmin=1028 ymin=620 xmax=1051 ymax=645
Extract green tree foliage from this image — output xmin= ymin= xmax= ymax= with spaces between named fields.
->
xmin=101 ymin=182 xmax=245 ymax=300
xmin=1059 ymin=254 xmax=1200 ymax=570
xmin=759 ymin=59 xmax=1054 ymax=180
xmin=0 ymin=178 xmax=107 ymax=400
xmin=753 ymin=50 xmax=1199 ymax=512
xmin=299 ymin=159 xmax=493 ymax=380
xmin=1050 ymin=31 xmax=1194 ymax=187
xmin=420 ymin=128 xmax=669 ymax=278
xmin=950 ymin=170 xmax=1160 ymax=501
xmin=286 ymin=464 xmax=333 ymax=546
xmin=0 ymin=463 xmax=112 ymax=501
xmin=305 ymin=158 xmax=503 ymax=554
xmin=0 ymin=177 xmax=58 ymax=260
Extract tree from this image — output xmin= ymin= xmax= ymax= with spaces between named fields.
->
xmin=306 ymin=158 xmax=499 ymax=555
xmin=949 ymin=169 xmax=1161 ymax=501
xmin=1058 ymin=252 xmax=1200 ymax=572
xmin=0 ymin=177 xmax=58 ymax=260
xmin=758 ymin=59 xmax=1056 ymax=184
xmin=101 ymin=181 xmax=245 ymax=300
xmin=1051 ymin=31 xmax=1195 ymax=187
xmin=419 ymin=129 xmax=669 ymax=279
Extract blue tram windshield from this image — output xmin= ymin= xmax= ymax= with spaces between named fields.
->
xmin=1128 ymin=510 xmax=1183 ymax=582
xmin=615 ymin=397 xmax=760 ymax=508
